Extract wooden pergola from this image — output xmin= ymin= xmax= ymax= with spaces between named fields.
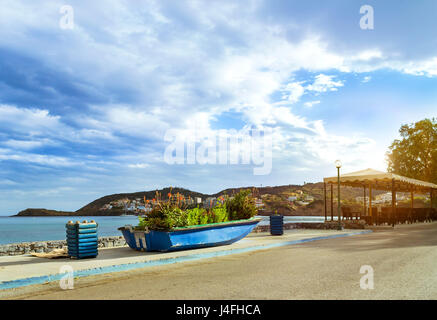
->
xmin=323 ymin=168 xmax=437 ymax=226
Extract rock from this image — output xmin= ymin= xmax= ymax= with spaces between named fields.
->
xmin=2 ymin=235 xmax=128 ymax=256
xmin=34 ymin=242 xmax=47 ymax=248
xmin=115 ymin=240 xmax=126 ymax=246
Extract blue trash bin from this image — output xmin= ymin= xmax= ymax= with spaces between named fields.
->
xmin=270 ymin=215 xmax=284 ymax=235
xmin=66 ymin=220 xmax=98 ymax=259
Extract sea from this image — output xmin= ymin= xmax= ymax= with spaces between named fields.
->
xmin=0 ymin=215 xmax=332 ymax=245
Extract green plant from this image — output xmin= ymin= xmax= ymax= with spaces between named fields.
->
xmin=137 ymin=189 xmax=256 ymax=231
xmin=225 ymin=189 xmax=258 ymax=220
xmin=185 ymin=207 xmax=200 ymax=225
xmin=212 ymin=203 xmax=229 ymax=223
xmin=138 ymin=201 xmax=187 ymax=231
xmin=185 ymin=207 xmax=207 ymax=225
xmin=198 ymin=211 xmax=209 ymax=225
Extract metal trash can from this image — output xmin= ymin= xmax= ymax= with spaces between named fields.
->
xmin=270 ymin=215 xmax=284 ymax=235
xmin=66 ymin=220 xmax=98 ymax=259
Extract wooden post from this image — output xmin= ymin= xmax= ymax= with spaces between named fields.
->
xmin=369 ymin=184 xmax=372 ymax=225
xmin=331 ymin=183 xmax=334 ymax=221
xmin=324 ymin=182 xmax=327 ymax=221
xmin=411 ymin=190 xmax=414 ymax=210
xmin=410 ymin=189 xmax=414 ymax=224
xmin=391 ymin=179 xmax=396 ymax=227
xmin=362 ymin=186 xmax=366 ymax=220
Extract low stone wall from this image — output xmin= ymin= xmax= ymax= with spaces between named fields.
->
xmin=252 ymin=220 xmax=366 ymax=233
xmin=0 ymin=236 xmax=127 ymax=256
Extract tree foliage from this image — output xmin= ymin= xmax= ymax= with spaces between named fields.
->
xmin=386 ymin=118 xmax=437 ymax=184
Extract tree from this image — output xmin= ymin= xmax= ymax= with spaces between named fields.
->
xmin=386 ymin=118 xmax=437 ymax=184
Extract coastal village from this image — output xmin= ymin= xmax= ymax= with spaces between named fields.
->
xmin=96 ymin=185 xmax=430 ymax=216
xmin=97 ymin=188 xmax=317 ymax=216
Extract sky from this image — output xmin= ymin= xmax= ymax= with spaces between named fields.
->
xmin=0 ymin=0 xmax=436 ymax=214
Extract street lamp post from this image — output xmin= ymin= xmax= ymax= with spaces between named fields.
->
xmin=335 ymin=160 xmax=343 ymax=230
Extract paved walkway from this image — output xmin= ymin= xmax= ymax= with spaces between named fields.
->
xmin=0 ymin=228 xmax=368 ymax=296
xmin=5 ymin=222 xmax=437 ymax=300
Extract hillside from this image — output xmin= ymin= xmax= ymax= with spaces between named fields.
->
xmin=75 ymin=187 xmax=207 ymax=215
xmin=15 ymin=208 xmax=76 ymax=216
xmin=214 ymin=183 xmax=386 ymax=216
xmin=15 ymin=183 xmax=386 ymax=216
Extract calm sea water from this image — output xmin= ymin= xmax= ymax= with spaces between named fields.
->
xmin=0 ymin=216 xmax=139 ymax=245
xmin=0 ymin=215 xmax=330 ymax=245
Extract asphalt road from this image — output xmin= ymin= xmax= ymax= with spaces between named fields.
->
xmin=7 ymin=222 xmax=437 ymax=300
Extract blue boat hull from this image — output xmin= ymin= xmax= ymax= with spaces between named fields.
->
xmin=119 ymin=218 xmax=261 ymax=252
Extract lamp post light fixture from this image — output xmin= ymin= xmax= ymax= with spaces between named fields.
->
xmin=335 ymin=160 xmax=343 ymax=230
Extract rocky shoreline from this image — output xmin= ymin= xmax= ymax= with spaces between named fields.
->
xmin=0 ymin=221 xmax=366 ymax=256
xmin=0 ymin=236 xmax=127 ymax=256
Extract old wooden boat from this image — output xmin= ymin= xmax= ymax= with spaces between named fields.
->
xmin=118 ymin=217 xmax=261 ymax=252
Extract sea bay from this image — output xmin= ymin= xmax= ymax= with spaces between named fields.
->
xmin=0 ymin=215 xmax=330 ymax=244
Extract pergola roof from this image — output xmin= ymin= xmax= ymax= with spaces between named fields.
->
xmin=323 ymin=168 xmax=437 ymax=193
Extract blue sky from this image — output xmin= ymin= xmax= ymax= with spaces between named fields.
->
xmin=0 ymin=0 xmax=437 ymax=214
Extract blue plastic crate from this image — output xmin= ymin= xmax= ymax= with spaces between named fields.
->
xmin=269 ymin=215 xmax=284 ymax=235
xmin=66 ymin=220 xmax=99 ymax=259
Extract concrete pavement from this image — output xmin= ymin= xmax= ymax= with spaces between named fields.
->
xmin=4 ymin=222 xmax=437 ymax=300
xmin=0 ymin=228 xmax=369 ymax=297
xmin=11 ymin=222 xmax=434 ymax=300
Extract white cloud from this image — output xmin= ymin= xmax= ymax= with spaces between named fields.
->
xmin=304 ymin=100 xmax=321 ymax=108
xmin=275 ymin=128 xmax=379 ymax=173
xmin=398 ymin=57 xmax=437 ymax=77
xmin=2 ymin=138 xmax=57 ymax=150
xmin=351 ymin=49 xmax=383 ymax=62
xmin=0 ymin=148 xmax=81 ymax=167
xmin=0 ymin=104 xmax=62 ymax=134
xmin=282 ymin=82 xmax=306 ymax=104
xmin=362 ymin=76 xmax=372 ymax=83
xmin=278 ymin=74 xmax=342 ymax=108
xmin=305 ymin=74 xmax=344 ymax=93
xmin=128 ymin=163 xmax=150 ymax=169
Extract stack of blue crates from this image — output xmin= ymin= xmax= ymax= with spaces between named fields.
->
xmin=66 ymin=220 xmax=98 ymax=259
xmin=269 ymin=215 xmax=284 ymax=235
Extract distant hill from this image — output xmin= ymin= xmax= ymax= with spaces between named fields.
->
xmin=15 ymin=208 xmax=76 ymax=216
xmin=14 ymin=183 xmax=386 ymax=216
xmin=213 ymin=183 xmax=385 ymax=216
xmin=75 ymin=187 xmax=207 ymax=215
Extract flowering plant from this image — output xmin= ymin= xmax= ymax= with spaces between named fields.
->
xmin=137 ymin=189 xmax=257 ymax=231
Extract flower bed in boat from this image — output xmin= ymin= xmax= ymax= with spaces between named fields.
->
xmin=119 ymin=189 xmax=260 ymax=252
xmin=119 ymin=217 xmax=261 ymax=252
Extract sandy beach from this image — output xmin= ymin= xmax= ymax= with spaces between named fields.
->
xmin=3 ymin=222 xmax=437 ymax=300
